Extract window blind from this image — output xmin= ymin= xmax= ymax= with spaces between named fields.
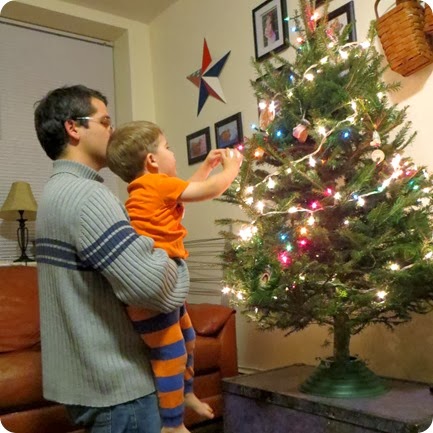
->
xmin=0 ymin=19 xmax=117 ymax=261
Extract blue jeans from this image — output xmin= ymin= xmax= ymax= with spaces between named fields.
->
xmin=66 ymin=393 xmax=161 ymax=433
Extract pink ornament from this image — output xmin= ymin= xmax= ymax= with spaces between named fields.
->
xmin=293 ymin=124 xmax=309 ymax=143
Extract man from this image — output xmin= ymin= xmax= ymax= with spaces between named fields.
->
xmin=34 ymin=85 xmax=189 ymax=433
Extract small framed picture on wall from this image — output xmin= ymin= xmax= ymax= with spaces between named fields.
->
xmin=252 ymin=0 xmax=288 ymax=61
xmin=186 ymin=127 xmax=211 ymax=165
xmin=214 ymin=112 xmax=243 ymax=149
xmin=324 ymin=1 xmax=356 ymax=42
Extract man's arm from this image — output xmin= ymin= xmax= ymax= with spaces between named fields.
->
xmin=78 ymin=187 xmax=189 ymax=313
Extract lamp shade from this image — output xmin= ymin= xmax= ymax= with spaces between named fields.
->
xmin=0 ymin=182 xmax=38 ymax=221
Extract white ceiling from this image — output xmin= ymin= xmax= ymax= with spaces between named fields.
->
xmin=60 ymin=0 xmax=180 ymax=24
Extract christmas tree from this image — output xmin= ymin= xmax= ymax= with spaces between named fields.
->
xmin=218 ymin=0 xmax=433 ymax=397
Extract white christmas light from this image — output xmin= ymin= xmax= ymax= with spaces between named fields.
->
xmin=256 ymin=201 xmax=265 ymax=213
xmin=236 ymin=292 xmax=244 ymax=300
xmin=309 ymin=156 xmax=316 ymax=167
xmin=361 ymin=40 xmax=371 ymax=49
xmin=246 ymin=186 xmax=254 ymax=194
xmin=318 ymin=126 xmax=327 ymax=136
xmin=424 ymin=252 xmax=433 ymax=260
xmin=390 ymin=263 xmax=400 ymax=271
xmin=288 ymin=206 xmax=297 ymax=213
xmin=222 ymin=286 xmax=231 ymax=294
xmin=377 ymin=290 xmax=387 ymax=300
xmin=268 ymin=178 xmax=276 ymax=189
xmin=334 ymin=192 xmax=342 ymax=200
xmin=307 ymin=215 xmax=315 ymax=225
xmin=245 ymin=197 xmax=254 ymax=205
xmin=239 ymin=226 xmax=256 ymax=241
xmin=305 ymin=73 xmax=315 ymax=81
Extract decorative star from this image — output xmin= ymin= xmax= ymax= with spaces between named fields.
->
xmin=187 ymin=39 xmax=231 ymax=116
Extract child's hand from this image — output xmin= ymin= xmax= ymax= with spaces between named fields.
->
xmin=203 ymin=149 xmax=224 ymax=170
xmin=221 ymin=148 xmax=243 ymax=173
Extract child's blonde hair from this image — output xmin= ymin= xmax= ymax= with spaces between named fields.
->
xmin=107 ymin=120 xmax=163 ymax=183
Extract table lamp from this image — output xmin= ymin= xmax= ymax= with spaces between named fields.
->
xmin=0 ymin=181 xmax=38 ymax=262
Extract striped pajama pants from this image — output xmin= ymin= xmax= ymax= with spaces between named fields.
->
xmin=127 ymin=303 xmax=196 ymax=428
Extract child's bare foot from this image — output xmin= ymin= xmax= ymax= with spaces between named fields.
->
xmin=161 ymin=424 xmax=190 ymax=433
xmin=184 ymin=392 xmax=214 ymax=419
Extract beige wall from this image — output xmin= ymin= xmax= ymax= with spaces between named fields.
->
xmin=4 ymin=0 xmax=433 ymax=381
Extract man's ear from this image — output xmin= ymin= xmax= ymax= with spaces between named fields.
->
xmin=64 ymin=119 xmax=80 ymax=142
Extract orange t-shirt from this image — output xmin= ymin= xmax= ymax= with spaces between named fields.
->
xmin=126 ymin=173 xmax=190 ymax=258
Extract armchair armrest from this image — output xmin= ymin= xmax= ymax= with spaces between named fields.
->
xmin=187 ymin=303 xmax=238 ymax=378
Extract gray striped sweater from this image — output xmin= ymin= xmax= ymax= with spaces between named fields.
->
xmin=35 ymin=160 xmax=189 ymax=406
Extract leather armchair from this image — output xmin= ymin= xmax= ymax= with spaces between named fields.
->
xmin=0 ymin=266 xmax=237 ymax=432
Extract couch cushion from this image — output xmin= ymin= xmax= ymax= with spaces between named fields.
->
xmin=0 ymin=266 xmax=40 ymax=352
xmin=187 ymin=303 xmax=234 ymax=336
xmin=194 ymin=336 xmax=220 ymax=372
xmin=0 ymin=347 xmax=44 ymax=408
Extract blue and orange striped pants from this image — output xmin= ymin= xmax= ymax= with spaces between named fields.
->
xmin=127 ymin=303 xmax=196 ymax=428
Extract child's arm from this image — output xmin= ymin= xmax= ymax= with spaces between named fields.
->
xmin=181 ymin=148 xmax=243 ymax=203
xmin=188 ymin=149 xmax=224 ymax=182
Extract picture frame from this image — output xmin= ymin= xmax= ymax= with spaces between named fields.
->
xmin=214 ymin=112 xmax=243 ymax=149
xmin=186 ymin=127 xmax=211 ymax=165
xmin=252 ymin=0 xmax=288 ymax=61
xmin=325 ymin=1 xmax=356 ymax=43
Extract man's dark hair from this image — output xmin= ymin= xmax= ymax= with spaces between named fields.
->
xmin=34 ymin=85 xmax=108 ymax=160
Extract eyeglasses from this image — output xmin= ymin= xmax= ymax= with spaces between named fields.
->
xmin=74 ymin=116 xmax=114 ymax=129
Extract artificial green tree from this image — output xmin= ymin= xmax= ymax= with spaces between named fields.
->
xmin=218 ymin=0 xmax=433 ymax=397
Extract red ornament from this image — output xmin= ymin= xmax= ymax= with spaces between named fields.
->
xmin=293 ymin=124 xmax=309 ymax=143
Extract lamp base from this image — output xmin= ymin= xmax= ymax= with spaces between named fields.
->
xmin=14 ymin=254 xmax=35 ymax=263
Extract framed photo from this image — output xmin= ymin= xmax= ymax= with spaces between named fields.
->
xmin=252 ymin=0 xmax=288 ymax=61
xmin=214 ymin=112 xmax=243 ymax=149
xmin=325 ymin=1 xmax=356 ymax=42
xmin=186 ymin=127 xmax=211 ymax=165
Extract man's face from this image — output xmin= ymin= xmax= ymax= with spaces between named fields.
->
xmin=77 ymin=97 xmax=113 ymax=171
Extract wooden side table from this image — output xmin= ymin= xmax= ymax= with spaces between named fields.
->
xmin=223 ymin=365 xmax=433 ymax=433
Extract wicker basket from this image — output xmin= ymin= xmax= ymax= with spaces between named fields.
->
xmin=375 ymin=0 xmax=433 ymax=76
xmin=425 ymin=4 xmax=433 ymax=35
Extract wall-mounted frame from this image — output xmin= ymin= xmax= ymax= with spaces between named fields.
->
xmin=252 ymin=0 xmax=288 ymax=61
xmin=186 ymin=127 xmax=211 ymax=165
xmin=214 ymin=112 xmax=243 ymax=149
xmin=325 ymin=1 xmax=356 ymax=43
